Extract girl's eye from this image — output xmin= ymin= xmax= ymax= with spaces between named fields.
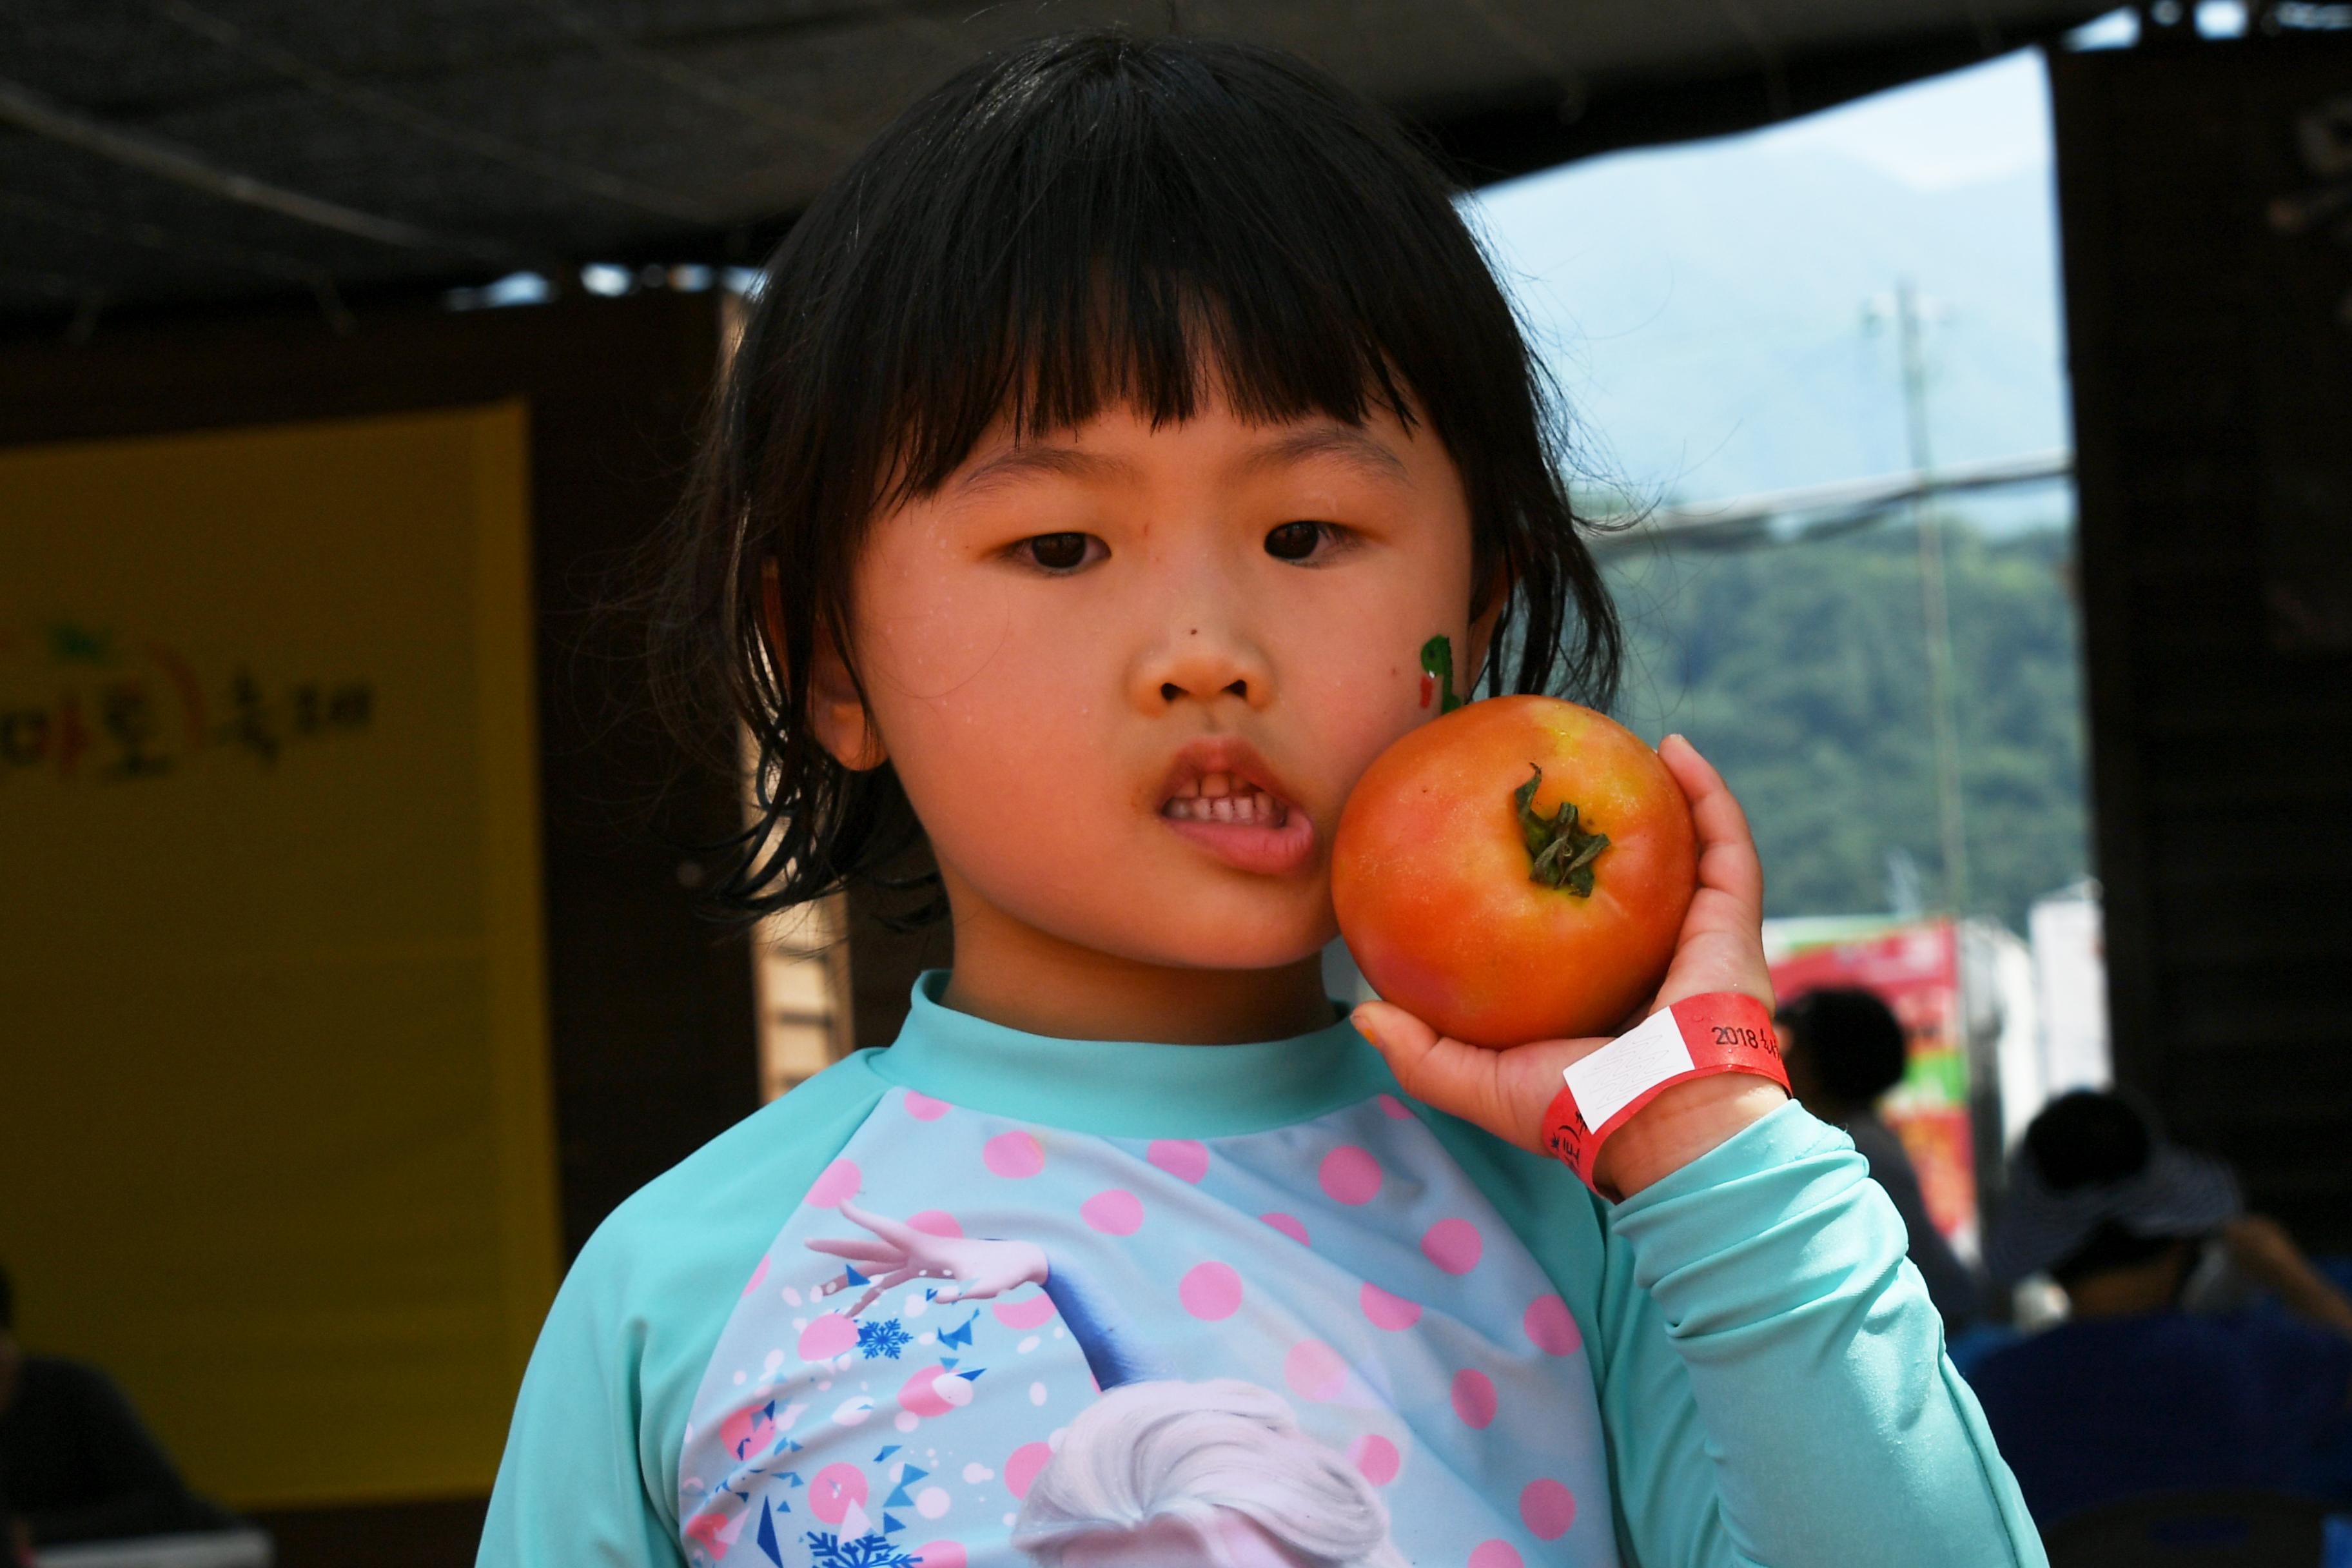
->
xmin=1018 ymin=532 xmax=1103 ymax=573
xmin=1265 ymin=520 xmax=1338 ymax=562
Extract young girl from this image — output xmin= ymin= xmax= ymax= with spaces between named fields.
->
xmin=482 ymin=33 xmax=2042 ymax=1568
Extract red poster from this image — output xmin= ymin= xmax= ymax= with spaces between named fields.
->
xmin=1768 ymin=919 xmax=1977 ymax=1249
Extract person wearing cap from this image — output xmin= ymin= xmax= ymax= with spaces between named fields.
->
xmin=1779 ymin=987 xmax=1983 ymax=1331
xmin=1968 ymin=1090 xmax=2352 ymax=1526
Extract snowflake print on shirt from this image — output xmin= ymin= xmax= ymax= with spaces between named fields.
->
xmin=857 ymin=1318 xmax=912 ymax=1361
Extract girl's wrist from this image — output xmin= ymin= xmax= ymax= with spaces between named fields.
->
xmin=1594 ymin=1074 xmax=1788 ymax=1198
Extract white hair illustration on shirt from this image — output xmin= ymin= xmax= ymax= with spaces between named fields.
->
xmin=1010 ymin=1378 xmax=1406 ymax=1568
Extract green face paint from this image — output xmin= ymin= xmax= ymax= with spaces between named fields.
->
xmin=1418 ymin=634 xmax=1462 ymax=715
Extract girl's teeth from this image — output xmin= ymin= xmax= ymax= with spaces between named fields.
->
xmin=1164 ymin=789 xmax=1288 ymax=827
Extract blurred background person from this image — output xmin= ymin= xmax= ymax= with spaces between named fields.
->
xmin=0 ymin=1262 xmax=240 ymax=1553
xmin=1780 ymin=987 xmax=1981 ymax=1330
xmin=1969 ymin=1090 xmax=2352 ymax=1529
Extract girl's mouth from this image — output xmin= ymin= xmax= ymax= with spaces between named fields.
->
xmin=1162 ymin=770 xmax=1290 ymax=827
xmin=1157 ymin=760 xmax=1317 ymax=876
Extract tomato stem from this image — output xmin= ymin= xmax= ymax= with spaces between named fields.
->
xmin=1515 ymin=765 xmax=1610 ymax=896
xmin=1419 ymin=635 xmax=1463 ymax=715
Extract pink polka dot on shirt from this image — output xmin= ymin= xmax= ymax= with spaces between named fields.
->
xmin=1147 ymin=1139 xmax=1210 ymax=1182
xmin=1081 ymin=1188 xmax=1144 ymax=1235
xmin=983 ymin=1131 xmax=1044 ymax=1178
xmin=1179 ymin=1261 xmax=1242 ymax=1320
xmin=902 ymin=1089 xmax=950 ymax=1121
xmin=1318 ymin=1144 xmax=1382 ymax=1205
xmin=1005 ymin=1442 xmax=1054 ymax=1500
xmin=1260 ymin=1212 xmax=1309 ymax=1246
xmin=1421 ymin=1217 xmax=1484 ymax=1274
xmin=1520 ymin=1478 xmax=1577 ymax=1539
xmin=809 ymin=1462 xmax=867 ymax=1525
xmin=1283 ymin=1338 xmax=1349 ymax=1401
xmin=805 ymin=1157 xmax=860 ymax=1208
xmin=798 ymin=1313 xmax=857 ymax=1361
xmin=1358 ymin=1281 xmax=1422 ymax=1331
xmin=992 ymin=1295 xmax=1057 ymax=1331
xmin=1451 ymin=1367 xmax=1498 ymax=1429
xmin=1524 ymin=1293 xmax=1583 ymax=1355
xmin=1348 ymin=1433 xmax=1400 ymax=1485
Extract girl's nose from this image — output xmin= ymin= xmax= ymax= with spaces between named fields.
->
xmin=1131 ymin=622 xmax=1275 ymax=712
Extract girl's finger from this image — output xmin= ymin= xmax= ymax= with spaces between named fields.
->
xmin=1658 ymin=734 xmax=1763 ymax=919
xmin=1352 ymin=1001 xmax=1533 ymax=1148
xmin=1651 ymin=734 xmax=1775 ymax=1011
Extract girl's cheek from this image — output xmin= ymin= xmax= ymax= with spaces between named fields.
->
xmin=856 ymin=570 xmax=1020 ymax=705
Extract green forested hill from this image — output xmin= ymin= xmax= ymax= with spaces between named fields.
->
xmin=1602 ymin=520 xmax=2088 ymax=931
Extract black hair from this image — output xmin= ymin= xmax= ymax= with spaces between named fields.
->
xmin=1779 ymin=988 xmax=1909 ymax=1106
xmin=2025 ymin=1089 xmax=2154 ymax=1191
xmin=2023 ymin=1090 xmax=2186 ymax=1288
xmin=650 ymin=30 xmax=1621 ymax=924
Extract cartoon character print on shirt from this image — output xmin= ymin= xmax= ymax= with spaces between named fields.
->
xmin=808 ymin=1205 xmax=1403 ymax=1567
xmin=678 ymin=1088 xmax=1620 ymax=1568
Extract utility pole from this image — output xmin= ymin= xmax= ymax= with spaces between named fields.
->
xmin=1886 ymin=278 xmax=1972 ymax=917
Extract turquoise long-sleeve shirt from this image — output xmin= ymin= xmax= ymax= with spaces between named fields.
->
xmin=481 ymin=974 xmax=2041 ymax=1567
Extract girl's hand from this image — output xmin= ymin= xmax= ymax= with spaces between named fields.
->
xmin=1352 ymin=734 xmax=1785 ymax=1197
xmin=807 ymin=1202 xmax=1049 ymax=1316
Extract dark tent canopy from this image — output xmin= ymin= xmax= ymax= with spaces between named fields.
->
xmin=3 ymin=0 xmax=2112 ymax=330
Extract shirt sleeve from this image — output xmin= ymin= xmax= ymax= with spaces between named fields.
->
xmin=476 ymin=1054 xmax=889 ymax=1568
xmin=1848 ymin=1114 xmax=1983 ymax=1331
xmin=1592 ymin=1101 xmax=2043 ymax=1568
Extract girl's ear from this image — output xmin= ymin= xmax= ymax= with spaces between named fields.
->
xmin=763 ymin=560 xmax=888 ymax=771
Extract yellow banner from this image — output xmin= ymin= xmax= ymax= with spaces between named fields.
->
xmin=0 ymin=403 xmax=558 ymax=1507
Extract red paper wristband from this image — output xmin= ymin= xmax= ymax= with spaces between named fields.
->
xmin=1539 ymin=992 xmax=1787 ymax=1190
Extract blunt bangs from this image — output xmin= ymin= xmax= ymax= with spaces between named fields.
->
xmin=655 ymin=30 xmax=1621 ymax=923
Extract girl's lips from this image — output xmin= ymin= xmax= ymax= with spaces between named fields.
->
xmin=1160 ymin=800 xmax=1318 ymax=876
xmin=1153 ymin=737 xmax=1317 ymax=876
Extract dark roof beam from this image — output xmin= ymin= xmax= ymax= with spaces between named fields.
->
xmin=518 ymin=0 xmax=862 ymax=154
xmin=0 ymin=75 xmax=522 ymax=266
xmin=153 ymin=0 xmax=728 ymax=226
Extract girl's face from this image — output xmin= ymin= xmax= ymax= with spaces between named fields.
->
xmin=832 ymin=388 xmax=1487 ymax=975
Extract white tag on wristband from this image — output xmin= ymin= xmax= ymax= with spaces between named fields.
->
xmin=1542 ymin=994 xmax=1788 ymax=1190
xmin=1562 ymin=1007 xmax=1697 ymax=1130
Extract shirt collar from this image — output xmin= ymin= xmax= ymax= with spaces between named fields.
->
xmin=865 ymin=970 xmax=1395 ymax=1138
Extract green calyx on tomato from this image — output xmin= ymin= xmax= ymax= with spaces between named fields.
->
xmin=1418 ymin=635 xmax=1463 ymax=715
xmin=1514 ymin=766 xmax=1611 ymax=896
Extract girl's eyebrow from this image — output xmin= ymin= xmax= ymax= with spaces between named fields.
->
xmin=950 ymin=422 xmax=1409 ymax=497
xmin=954 ymin=444 xmax=1137 ymax=495
xmin=1235 ymin=424 xmax=1411 ymax=487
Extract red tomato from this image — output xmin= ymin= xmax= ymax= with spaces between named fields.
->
xmin=1332 ymin=695 xmax=1698 ymax=1048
